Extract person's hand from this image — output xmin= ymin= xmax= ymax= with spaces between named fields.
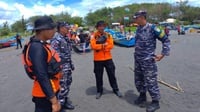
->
xmin=50 ymin=96 xmax=61 ymax=112
xmin=103 ymin=42 xmax=108 ymax=46
xmin=154 ymin=54 xmax=164 ymax=61
xmin=52 ymin=102 xmax=61 ymax=112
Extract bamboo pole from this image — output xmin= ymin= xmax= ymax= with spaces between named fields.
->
xmin=128 ymin=66 xmax=184 ymax=93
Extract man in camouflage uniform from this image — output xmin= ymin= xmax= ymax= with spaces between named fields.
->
xmin=133 ymin=10 xmax=170 ymax=112
xmin=51 ymin=21 xmax=75 ymax=111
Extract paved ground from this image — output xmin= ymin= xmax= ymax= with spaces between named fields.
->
xmin=0 ymin=31 xmax=200 ymax=112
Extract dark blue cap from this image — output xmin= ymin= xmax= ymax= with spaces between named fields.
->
xmin=57 ymin=21 xmax=70 ymax=28
xmin=133 ymin=10 xmax=147 ymax=19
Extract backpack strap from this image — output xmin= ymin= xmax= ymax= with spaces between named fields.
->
xmin=22 ymin=41 xmax=36 ymax=80
xmin=21 ymin=36 xmax=47 ymax=80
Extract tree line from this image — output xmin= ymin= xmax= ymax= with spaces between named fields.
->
xmin=85 ymin=2 xmax=200 ymax=26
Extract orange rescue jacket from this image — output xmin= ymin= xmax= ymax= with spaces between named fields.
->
xmin=22 ymin=43 xmax=61 ymax=97
xmin=90 ymin=31 xmax=114 ymax=61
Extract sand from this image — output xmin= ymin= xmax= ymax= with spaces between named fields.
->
xmin=0 ymin=31 xmax=200 ymax=112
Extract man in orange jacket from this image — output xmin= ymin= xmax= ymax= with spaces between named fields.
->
xmin=22 ymin=16 xmax=61 ymax=112
xmin=90 ymin=21 xmax=122 ymax=99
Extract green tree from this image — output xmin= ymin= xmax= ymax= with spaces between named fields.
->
xmin=11 ymin=20 xmax=26 ymax=32
xmin=0 ymin=21 xmax=10 ymax=36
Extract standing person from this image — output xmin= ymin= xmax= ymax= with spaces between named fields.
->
xmin=16 ymin=33 xmax=22 ymax=49
xmin=177 ymin=25 xmax=181 ymax=35
xmin=51 ymin=21 xmax=75 ymax=111
xmin=164 ymin=26 xmax=169 ymax=37
xmin=78 ymin=30 xmax=86 ymax=52
xmin=22 ymin=16 xmax=61 ymax=112
xmin=133 ymin=10 xmax=170 ymax=112
xmin=90 ymin=20 xmax=122 ymax=99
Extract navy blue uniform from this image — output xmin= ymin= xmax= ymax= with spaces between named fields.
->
xmin=134 ymin=23 xmax=170 ymax=100
xmin=51 ymin=33 xmax=74 ymax=105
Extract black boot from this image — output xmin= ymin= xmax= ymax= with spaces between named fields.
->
xmin=146 ymin=100 xmax=160 ymax=112
xmin=113 ymin=90 xmax=123 ymax=98
xmin=134 ymin=93 xmax=147 ymax=108
xmin=64 ymin=98 xmax=75 ymax=110
xmin=60 ymin=105 xmax=66 ymax=112
xmin=96 ymin=92 xmax=102 ymax=99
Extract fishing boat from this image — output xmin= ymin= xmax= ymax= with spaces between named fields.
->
xmin=0 ymin=36 xmax=15 ymax=49
xmin=0 ymin=42 xmax=11 ymax=49
xmin=0 ymin=36 xmax=25 ymax=49
xmin=111 ymin=32 xmax=135 ymax=47
xmin=114 ymin=37 xmax=135 ymax=47
xmin=105 ymin=29 xmax=135 ymax=47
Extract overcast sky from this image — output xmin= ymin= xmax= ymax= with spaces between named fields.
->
xmin=0 ymin=0 xmax=199 ymax=25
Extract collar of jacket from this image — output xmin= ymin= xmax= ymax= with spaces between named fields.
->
xmin=94 ymin=31 xmax=107 ymax=38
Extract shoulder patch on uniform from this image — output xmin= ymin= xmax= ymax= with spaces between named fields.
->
xmin=159 ymin=30 xmax=165 ymax=38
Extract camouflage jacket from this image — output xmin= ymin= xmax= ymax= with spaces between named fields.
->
xmin=134 ymin=23 xmax=170 ymax=60
xmin=51 ymin=32 xmax=74 ymax=71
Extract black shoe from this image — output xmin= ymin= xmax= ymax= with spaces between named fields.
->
xmin=65 ymin=97 xmax=72 ymax=105
xmin=146 ymin=101 xmax=160 ymax=112
xmin=134 ymin=93 xmax=147 ymax=108
xmin=64 ymin=101 xmax=75 ymax=110
xmin=96 ymin=92 xmax=102 ymax=99
xmin=113 ymin=91 xmax=122 ymax=97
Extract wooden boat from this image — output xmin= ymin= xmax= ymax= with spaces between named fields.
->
xmin=114 ymin=37 xmax=135 ymax=47
xmin=105 ymin=29 xmax=135 ymax=47
xmin=0 ymin=42 xmax=11 ymax=49
xmin=0 ymin=36 xmax=25 ymax=49
xmin=113 ymin=32 xmax=135 ymax=47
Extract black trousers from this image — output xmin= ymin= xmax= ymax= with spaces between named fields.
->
xmin=32 ymin=97 xmax=52 ymax=112
xmin=94 ymin=59 xmax=119 ymax=93
xmin=16 ymin=39 xmax=22 ymax=48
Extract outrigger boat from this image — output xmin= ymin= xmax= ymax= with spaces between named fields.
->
xmin=0 ymin=36 xmax=24 ymax=49
xmin=0 ymin=36 xmax=16 ymax=49
xmin=114 ymin=37 xmax=135 ymax=47
xmin=113 ymin=32 xmax=135 ymax=47
xmin=105 ymin=29 xmax=135 ymax=47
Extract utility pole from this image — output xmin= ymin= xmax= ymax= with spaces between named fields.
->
xmin=22 ymin=15 xmax=25 ymax=32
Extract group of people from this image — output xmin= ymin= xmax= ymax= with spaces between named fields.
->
xmin=22 ymin=10 xmax=170 ymax=112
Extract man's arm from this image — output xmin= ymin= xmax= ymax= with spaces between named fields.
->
xmin=90 ymin=36 xmax=103 ymax=50
xmin=104 ymin=34 xmax=114 ymax=51
xmin=153 ymin=26 xmax=170 ymax=61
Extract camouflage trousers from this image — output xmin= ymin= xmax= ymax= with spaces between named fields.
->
xmin=57 ymin=70 xmax=72 ymax=105
xmin=134 ymin=58 xmax=160 ymax=100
